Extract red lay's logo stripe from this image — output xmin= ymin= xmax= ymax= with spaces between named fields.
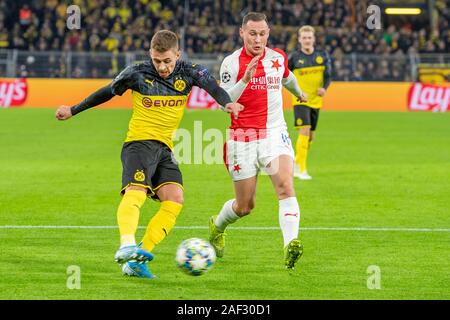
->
xmin=0 ymin=78 xmax=28 ymax=107
xmin=408 ymin=83 xmax=450 ymax=112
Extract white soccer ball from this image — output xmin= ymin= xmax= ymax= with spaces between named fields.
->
xmin=175 ymin=238 xmax=216 ymax=276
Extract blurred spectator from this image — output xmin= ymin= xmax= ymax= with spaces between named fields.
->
xmin=1 ymin=0 xmax=448 ymax=81
xmin=19 ymin=5 xmax=32 ymax=27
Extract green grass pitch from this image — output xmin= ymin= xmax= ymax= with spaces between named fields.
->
xmin=0 ymin=108 xmax=449 ymax=300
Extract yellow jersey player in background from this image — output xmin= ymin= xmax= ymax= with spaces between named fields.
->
xmin=55 ymin=30 xmax=243 ymax=279
xmin=288 ymin=25 xmax=331 ymax=180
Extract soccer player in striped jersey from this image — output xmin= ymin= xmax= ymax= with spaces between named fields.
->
xmin=288 ymin=25 xmax=332 ymax=180
xmin=209 ymin=12 xmax=307 ymax=270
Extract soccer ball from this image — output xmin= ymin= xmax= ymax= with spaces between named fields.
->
xmin=175 ymin=238 xmax=216 ymax=276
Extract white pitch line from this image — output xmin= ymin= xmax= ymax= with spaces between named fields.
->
xmin=0 ymin=225 xmax=449 ymax=232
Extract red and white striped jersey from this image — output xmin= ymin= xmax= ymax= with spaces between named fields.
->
xmin=220 ymin=47 xmax=290 ymax=137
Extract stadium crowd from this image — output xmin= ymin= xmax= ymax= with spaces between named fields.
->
xmin=0 ymin=0 xmax=449 ymax=81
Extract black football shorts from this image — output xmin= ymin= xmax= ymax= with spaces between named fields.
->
xmin=120 ymin=140 xmax=183 ymax=200
xmin=293 ymin=105 xmax=320 ymax=131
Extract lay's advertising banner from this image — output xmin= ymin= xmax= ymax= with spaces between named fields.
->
xmin=1 ymin=78 xmax=449 ymax=112
xmin=407 ymin=83 xmax=450 ymax=112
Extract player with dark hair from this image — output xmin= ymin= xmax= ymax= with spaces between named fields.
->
xmin=56 ymin=30 xmax=243 ymax=279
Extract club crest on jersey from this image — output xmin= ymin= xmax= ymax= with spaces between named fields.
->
xmin=134 ymin=170 xmax=145 ymax=182
xmin=315 ymin=56 xmax=324 ymax=64
xmin=271 ymin=59 xmax=282 ymax=71
xmin=298 ymin=59 xmax=304 ymax=64
xmin=221 ymin=72 xmax=231 ymax=83
xmin=174 ymin=79 xmax=186 ymax=92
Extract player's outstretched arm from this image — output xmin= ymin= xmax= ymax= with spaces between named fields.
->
xmin=208 ymin=84 xmax=244 ymax=119
xmin=55 ymin=83 xmax=115 ymax=121
xmin=191 ymin=65 xmax=244 ymax=118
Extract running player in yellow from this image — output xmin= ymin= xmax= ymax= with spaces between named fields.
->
xmin=55 ymin=30 xmax=243 ymax=279
xmin=288 ymin=26 xmax=331 ymax=180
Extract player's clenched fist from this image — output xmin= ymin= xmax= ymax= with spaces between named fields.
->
xmin=55 ymin=105 xmax=73 ymax=120
xmin=297 ymin=92 xmax=308 ymax=103
xmin=317 ymin=87 xmax=326 ymax=97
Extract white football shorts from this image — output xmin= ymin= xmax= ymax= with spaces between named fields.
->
xmin=223 ymin=128 xmax=294 ymax=181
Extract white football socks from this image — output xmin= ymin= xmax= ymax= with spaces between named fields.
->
xmin=279 ymin=197 xmax=300 ymax=247
xmin=215 ymin=199 xmax=240 ymax=232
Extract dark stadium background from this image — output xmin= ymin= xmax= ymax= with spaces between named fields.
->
xmin=0 ymin=0 xmax=449 ymax=82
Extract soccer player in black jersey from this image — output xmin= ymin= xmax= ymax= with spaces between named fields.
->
xmin=56 ymin=30 xmax=243 ymax=278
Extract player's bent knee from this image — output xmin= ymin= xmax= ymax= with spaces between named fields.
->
xmin=125 ymin=185 xmax=147 ymax=193
xmin=161 ymin=193 xmax=184 ymax=205
xmin=234 ymin=207 xmax=251 ymax=217
xmin=299 ymin=127 xmax=310 ymax=136
xmin=156 ymin=184 xmax=184 ymax=204
xmin=233 ymin=201 xmax=255 ymax=217
xmin=169 ymin=195 xmax=184 ymax=205
xmin=276 ymin=181 xmax=295 ymax=198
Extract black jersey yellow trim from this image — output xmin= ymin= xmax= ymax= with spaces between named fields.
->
xmin=292 ymin=66 xmax=326 ymax=109
xmin=125 ymin=92 xmax=188 ymax=149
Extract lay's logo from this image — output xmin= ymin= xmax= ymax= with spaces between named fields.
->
xmin=141 ymin=95 xmax=187 ymax=108
xmin=0 ymin=78 xmax=28 ymax=107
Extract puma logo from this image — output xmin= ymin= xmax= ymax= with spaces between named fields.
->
xmin=284 ymin=213 xmax=299 ymax=217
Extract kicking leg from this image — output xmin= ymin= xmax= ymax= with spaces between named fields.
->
xmin=115 ymin=185 xmax=154 ymax=265
xmin=141 ymin=184 xmax=183 ymax=252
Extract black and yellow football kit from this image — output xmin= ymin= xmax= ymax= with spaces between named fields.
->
xmin=288 ymin=49 xmax=331 ymax=130
xmin=288 ymin=49 xmax=331 ymax=175
xmin=69 ymin=59 xmax=232 ymax=253
xmin=70 ymin=60 xmax=232 ymax=198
